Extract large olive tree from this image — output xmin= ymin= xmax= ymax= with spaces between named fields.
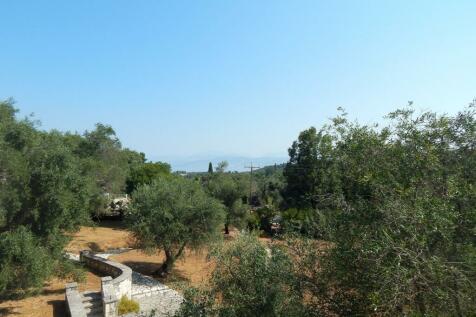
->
xmin=127 ymin=176 xmax=225 ymax=276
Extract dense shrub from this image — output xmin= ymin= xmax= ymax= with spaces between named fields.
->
xmin=176 ymin=234 xmax=306 ymax=317
xmin=0 ymin=227 xmax=52 ymax=297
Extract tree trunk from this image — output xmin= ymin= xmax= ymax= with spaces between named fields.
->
xmin=224 ymin=223 xmax=230 ymax=235
xmin=155 ymin=243 xmax=187 ymax=277
xmin=156 ymin=249 xmax=175 ymax=277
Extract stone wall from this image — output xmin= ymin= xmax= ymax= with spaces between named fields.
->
xmin=79 ymin=250 xmax=133 ymax=317
xmin=80 ymin=250 xmax=133 ymax=299
xmin=65 ymin=282 xmax=87 ymax=317
xmin=66 ymin=251 xmax=182 ymax=317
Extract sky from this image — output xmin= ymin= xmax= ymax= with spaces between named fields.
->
xmin=1 ymin=1 xmax=475 ymax=169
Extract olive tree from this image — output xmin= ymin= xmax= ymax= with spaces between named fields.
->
xmin=127 ymin=176 xmax=225 ymax=276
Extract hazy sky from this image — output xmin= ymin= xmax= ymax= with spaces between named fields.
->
xmin=1 ymin=1 xmax=475 ymax=161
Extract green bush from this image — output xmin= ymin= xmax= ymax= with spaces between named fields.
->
xmin=117 ymin=296 xmax=140 ymax=315
xmin=0 ymin=227 xmax=52 ymax=298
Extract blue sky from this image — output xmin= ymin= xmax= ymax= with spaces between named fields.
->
xmin=1 ymin=1 xmax=475 ymax=166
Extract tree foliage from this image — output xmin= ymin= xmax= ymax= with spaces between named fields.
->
xmin=126 ymin=176 xmax=225 ymax=275
xmin=206 ymin=173 xmax=248 ymax=234
xmin=176 ymin=234 xmax=305 ymax=317
xmin=283 ymin=105 xmax=476 ymax=315
xmin=125 ymin=161 xmax=171 ymax=194
xmin=0 ymin=100 xmax=92 ymax=297
xmin=0 ymin=100 xmax=144 ymax=297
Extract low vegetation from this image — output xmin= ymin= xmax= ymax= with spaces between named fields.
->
xmin=117 ymin=295 xmax=140 ymax=315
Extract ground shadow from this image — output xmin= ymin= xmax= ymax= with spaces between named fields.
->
xmin=121 ymin=261 xmax=191 ymax=284
xmin=47 ymin=300 xmax=66 ymax=317
xmin=87 ymin=241 xmax=104 ymax=252
xmin=122 ymin=260 xmax=160 ymax=276
xmin=40 ymin=288 xmax=65 ymax=296
xmin=94 ymin=219 xmax=128 ymax=230
xmin=0 ymin=307 xmax=19 ymax=316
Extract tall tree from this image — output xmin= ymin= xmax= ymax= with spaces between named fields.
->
xmin=208 ymin=162 xmax=213 ymax=174
xmin=215 ymin=160 xmax=228 ymax=173
xmin=0 ymin=100 xmax=90 ymax=297
xmin=283 ymin=105 xmax=476 ymax=315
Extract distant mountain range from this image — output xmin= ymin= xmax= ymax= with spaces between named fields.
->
xmin=149 ymin=155 xmax=288 ymax=172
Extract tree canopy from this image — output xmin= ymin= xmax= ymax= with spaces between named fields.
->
xmin=126 ymin=176 xmax=226 ymax=275
xmin=282 ymin=105 xmax=476 ymax=315
xmin=176 ymin=234 xmax=305 ymax=317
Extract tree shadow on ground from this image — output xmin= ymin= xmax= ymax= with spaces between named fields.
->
xmin=47 ymin=300 xmax=66 ymax=317
xmin=122 ymin=260 xmax=160 ymax=276
xmin=87 ymin=242 xmax=103 ymax=252
xmin=94 ymin=219 xmax=128 ymax=230
xmin=40 ymin=288 xmax=65 ymax=296
xmin=0 ymin=307 xmax=19 ymax=316
xmin=122 ymin=261 xmax=191 ymax=284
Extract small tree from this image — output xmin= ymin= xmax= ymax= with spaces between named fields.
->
xmin=215 ymin=160 xmax=228 ymax=173
xmin=126 ymin=176 xmax=225 ymax=276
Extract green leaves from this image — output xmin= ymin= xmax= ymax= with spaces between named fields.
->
xmin=0 ymin=227 xmax=52 ymax=298
xmin=283 ymin=105 xmax=476 ymax=315
xmin=176 ymin=234 xmax=306 ymax=317
xmin=127 ymin=176 xmax=226 ymax=273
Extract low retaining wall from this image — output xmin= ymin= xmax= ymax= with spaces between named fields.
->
xmin=80 ymin=250 xmax=133 ymax=300
xmin=67 ymin=251 xmax=181 ymax=317
xmin=65 ymin=282 xmax=87 ymax=317
xmin=79 ymin=250 xmax=133 ymax=317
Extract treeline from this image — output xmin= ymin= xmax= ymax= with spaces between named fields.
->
xmin=0 ymin=100 xmax=169 ymax=298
